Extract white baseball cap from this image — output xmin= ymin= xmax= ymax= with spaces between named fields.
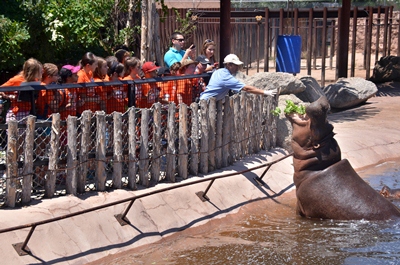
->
xmin=223 ymin=54 xmax=243 ymax=65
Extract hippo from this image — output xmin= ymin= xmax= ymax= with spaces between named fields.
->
xmin=380 ymin=185 xmax=400 ymax=199
xmin=286 ymin=96 xmax=400 ymax=220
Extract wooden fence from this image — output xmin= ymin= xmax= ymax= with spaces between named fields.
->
xmin=2 ymin=93 xmax=278 ymax=207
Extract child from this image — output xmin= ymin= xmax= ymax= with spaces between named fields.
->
xmin=77 ymin=52 xmax=102 ymax=115
xmin=37 ymin=63 xmax=63 ymax=119
xmin=58 ymin=65 xmax=80 ymax=120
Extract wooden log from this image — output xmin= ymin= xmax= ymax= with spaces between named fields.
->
xmin=166 ymin=103 xmax=176 ymax=182
xmin=246 ymin=95 xmax=253 ymax=155
xmin=128 ymin=107 xmax=137 ymax=190
xmin=78 ymin=111 xmax=91 ymax=193
xmin=45 ymin=114 xmax=60 ymax=198
xmin=228 ymin=97 xmax=234 ymax=164
xmin=96 ymin=111 xmax=107 ymax=191
xmin=240 ymin=94 xmax=247 ymax=157
xmin=151 ymin=103 xmax=162 ymax=185
xmin=6 ymin=120 xmax=18 ymax=207
xmin=22 ymin=116 xmax=35 ymax=203
xmin=233 ymin=95 xmax=240 ymax=160
xmin=264 ymin=96 xmax=273 ymax=150
xmin=139 ymin=108 xmax=150 ymax=186
xmin=215 ymin=100 xmax=223 ymax=169
xmin=113 ymin=111 xmax=123 ymax=189
xmin=222 ymin=96 xmax=231 ymax=167
xmin=178 ymin=103 xmax=188 ymax=179
xmin=208 ymin=98 xmax=216 ymax=172
xmin=189 ymin=102 xmax=199 ymax=176
xmin=199 ymin=100 xmax=208 ymax=174
xmin=252 ymin=96 xmax=260 ymax=153
xmin=66 ymin=116 xmax=78 ymax=195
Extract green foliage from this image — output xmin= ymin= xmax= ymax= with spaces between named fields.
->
xmin=172 ymin=9 xmax=198 ymax=39
xmin=272 ymin=100 xmax=306 ymax=116
xmin=284 ymin=100 xmax=306 ymax=115
xmin=0 ymin=15 xmax=29 ymax=70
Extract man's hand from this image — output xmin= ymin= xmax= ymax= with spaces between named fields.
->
xmin=264 ymin=89 xmax=278 ymax=97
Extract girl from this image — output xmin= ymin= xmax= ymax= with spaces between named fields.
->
xmin=58 ymin=65 xmax=80 ymax=120
xmin=77 ymin=52 xmax=102 ymax=115
xmin=37 ymin=63 xmax=63 ymax=119
xmin=201 ymin=39 xmax=219 ymax=72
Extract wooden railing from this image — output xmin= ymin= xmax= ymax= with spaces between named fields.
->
xmin=2 ymin=92 xmax=279 ymax=208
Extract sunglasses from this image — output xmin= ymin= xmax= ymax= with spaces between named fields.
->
xmin=175 ymin=38 xmax=185 ymax=42
xmin=204 ymin=39 xmax=214 ymax=44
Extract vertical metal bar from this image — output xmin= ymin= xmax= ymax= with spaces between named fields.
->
xmin=321 ymin=7 xmax=327 ymax=87
xmin=363 ymin=8 xmax=368 ymax=69
xmin=220 ymin=0 xmax=231 ymax=64
xmin=382 ymin=6 xmax=389 ymax=57
xmin=264 ymin=8 xmax=270 ymax=72
xmin=330 ymin=20 xmax=336 ymax=70
xmin=366 ymin=6 xmax=373 ymax=79
xmin=337 ymin=0 xmax=351 ymax=78
xmin=307 ymin=8 xmax=313 ymax=75
xmin=257 ymin=18 xmax=261 ymax=73
xmin=387 ymin=6 xmax=393 ymax=56
xmin=375 ymin=6 xmax=381 ymax=63
xmin=294 ymin=8 xmax=299 ymax=35
xmin=313 ymin=19 xmax=317 ymax=70
xmin=279 ymin=8 xmax=284 ymax=35
xmin=351 ymin=7 xmax=358 ymax=77
xmin=202 ymin=179 xmax=215 ymax=199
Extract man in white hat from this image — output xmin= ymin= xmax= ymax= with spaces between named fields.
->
xmin=200 ymin=54 xmax=277 ymax=101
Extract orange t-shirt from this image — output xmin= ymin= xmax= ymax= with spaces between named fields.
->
xmin=1 ymin=73 xmax=29 ymax=114
xmin=36 ymin=85 xmax=64 ymax=119
xmin=176 ymin=78 xmax=194 ymax=106
xmin=77 ymin=69 xmax=102 ymax=114
xmin=59 ymin=88 xmax=78 ymax=120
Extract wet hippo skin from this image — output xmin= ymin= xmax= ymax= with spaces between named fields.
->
xmin=287 ymin=96 xmax=400 ymax=220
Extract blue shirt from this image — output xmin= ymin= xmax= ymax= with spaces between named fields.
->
xmin=164 ymin=47 xmax=186 ymax=67
xmin=199 ymin=68 xmax=245 ymax=101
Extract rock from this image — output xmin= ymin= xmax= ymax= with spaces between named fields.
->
xmin=322 ymin=77 xmax=378 ymax=109
xmin=369 ymin=56 xmax=400 ymax=83
xmin=297 ymin=76 xmax=326 ymax=103
xmin=245 ymin=72 xmax=306 ymax=94
xmin=233 ymin=71 xmax=248 ymax=83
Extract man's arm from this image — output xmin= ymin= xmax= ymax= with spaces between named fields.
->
xmin=242 ymin=85 xmax=277 ymax=97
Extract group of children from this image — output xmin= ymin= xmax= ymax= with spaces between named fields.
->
xmin=0 ymin=39 xmax=218 ymax=123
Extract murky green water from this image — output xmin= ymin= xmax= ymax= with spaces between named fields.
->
xmin=97 ymin=161 xmax=400 ymax=265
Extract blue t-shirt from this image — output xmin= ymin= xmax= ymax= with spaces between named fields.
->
xmin=164 ymin=47 xmax=186 ymax=67
xmin=199 ymin=68 xmax=245 ymax=101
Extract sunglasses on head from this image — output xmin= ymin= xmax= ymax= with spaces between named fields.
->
xmin=204 ymin=39 xmax=214 ymax=44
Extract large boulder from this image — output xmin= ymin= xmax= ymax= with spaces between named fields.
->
xmin=322 ymin=77 xmax=378 ymax=109
xmin=369 ymin=56 xmax=400 ymax=83
xmin=297 ymin=76 xmax=326 ymax=103
xmin=245 ymin=72 xmax=306 ymax=94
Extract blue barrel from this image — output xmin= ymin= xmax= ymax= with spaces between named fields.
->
xmin=276 ymin=35 xmax=302 ymax=74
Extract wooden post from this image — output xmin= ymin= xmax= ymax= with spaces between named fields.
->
xmin=151 ymin=103 xmax=162 ymax=185
xmin=139 ymin=108 xmax=150 ymax=186
xmin=78 ymin=110 xmax=91 ymax=193
xmin=307 ymin=8 xmax=313 ymax=75
xmin=113 ymin=111 xmax=123 ymax=189
xmin=240 ymin=94 xmax=247 ymax=157
xmin=189 ymin=102 xmax=199 ymax=176
xmin=222 ymin=96 xmax=231 ymax=167
xmin=263 ymin=96 xmax=272 ymax=151
xmin=96 ymin=111 xmax=107 ymax=191
xmin=351 ymin=7 xmax=358 ymax=77
xmin=166 ymin=103 xmax=176 ymax=182
xmin=22 ymin=116 xmax=35 ymax=203
xmin=233 ymin=95 xmax=241 ymax=160
xmin=254 ymin=96 xmax=261 ymax=153
xmin=178 ymin=104 xmax=188 ymax=179
xmin=246 ymin=95 xmax=253 ymax=155
xmin=264 ymin=8 xmax=270 ymax=72
xmin=215 ymin=100 xmax=223 ymax=169
xmin=321 ymin=7 xmax=327 ymax=86
xmin=208 ymin=98 xmax=216 ymax=172
xmin=66 ymin=116 xmax=78 ymax=195
xmin=128 ymin=108 xmax=137 ymax=190
xmin=6 ymin=120 xmax=18 ymax=207
xmin=199 ymin=100 xmax=208 ymax=174
xmin=45 ymin=114 xmax=60 ymax=198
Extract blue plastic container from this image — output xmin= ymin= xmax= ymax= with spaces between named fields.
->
xmin=276 ymin=35 xmax=302 ymax=74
